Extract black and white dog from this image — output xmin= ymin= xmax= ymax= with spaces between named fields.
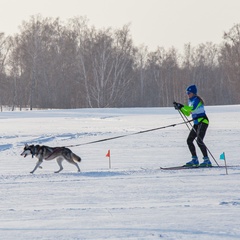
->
xmin=21 ymin=144 xmax=81 ymax=173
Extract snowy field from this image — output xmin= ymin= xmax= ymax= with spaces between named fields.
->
xmin=0 ymin=105 xmax=240 ymax=240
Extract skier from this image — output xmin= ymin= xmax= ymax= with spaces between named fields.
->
xmin=173 ymin=84 xmax=212 ymax=167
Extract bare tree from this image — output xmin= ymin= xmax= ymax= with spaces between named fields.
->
xmin=72 ymin=20 xmax=136 ymax=107
xmin=220 ymin=24 xmax=240 ymax=103
xmin=145 ymin=47 xmax=180 ymax=106
xmin=0 ymin=33 xmax=12 ymax=110
xmin=130 ymin=45 xmax=148 ymax=106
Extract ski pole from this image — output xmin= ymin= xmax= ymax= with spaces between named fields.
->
xmin=177 ymin=109 xmax=192 ymax=131
xmin=177 ymin=109 xmax=219 ymax=166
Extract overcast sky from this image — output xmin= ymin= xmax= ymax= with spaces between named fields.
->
xmin=1 ymin=0 xmax=240 ymax=52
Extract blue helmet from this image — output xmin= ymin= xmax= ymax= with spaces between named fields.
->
xmin=186 ymin=85 xmax=197 ymax=94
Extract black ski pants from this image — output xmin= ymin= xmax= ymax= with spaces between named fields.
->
xmin=187 ymin=122 xmax=208 ymax=158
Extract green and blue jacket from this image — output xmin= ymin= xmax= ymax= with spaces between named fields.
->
xmin=180 ymin=96 xmax=209 ymax=125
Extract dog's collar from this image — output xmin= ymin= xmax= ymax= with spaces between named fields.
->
xmin=32 ymin=145 xmax=41 ymax=158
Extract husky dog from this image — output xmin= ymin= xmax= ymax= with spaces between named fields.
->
xmin=21 ymin=144 xmax=81 ymax=174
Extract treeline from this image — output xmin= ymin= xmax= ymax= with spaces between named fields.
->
xmin=0 ymin=15 xmax=240 ymax=109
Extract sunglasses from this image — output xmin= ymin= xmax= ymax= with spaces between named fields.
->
xmin=186 ymin=91 xmax=192 ymax=95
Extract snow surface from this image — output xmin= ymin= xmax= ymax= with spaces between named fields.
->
xmin=0 ymin=106 xmax=240 ymax=240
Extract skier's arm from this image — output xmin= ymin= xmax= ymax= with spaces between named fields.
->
xmin=180 ymin=105 xmax=193 ymax=116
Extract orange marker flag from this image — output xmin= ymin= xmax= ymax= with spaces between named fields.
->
xmin=106 ymin=150 xmax=110 ymax=157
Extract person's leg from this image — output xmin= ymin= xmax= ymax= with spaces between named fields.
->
xmin=186 ymin=125 xmax=199 ymax=166
xmin=187 ymin=125 xmax=197 ymax=157
xmin=196 ymin=123 xmax=208 ymax=157
xmin=196 ymin=123 xmax=212 ymax=167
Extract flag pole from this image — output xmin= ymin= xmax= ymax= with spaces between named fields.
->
xmin=106 ymin=150 xmax=111 ymax=169
xmin=223 ymin=152 xmax=228 ymax=175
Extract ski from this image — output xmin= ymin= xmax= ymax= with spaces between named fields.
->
xmin=160 ymin=165 xmax=228 ymax=170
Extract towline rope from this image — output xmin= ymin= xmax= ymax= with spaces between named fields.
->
xmin=65 ymin=119 xmax=194 ymax=148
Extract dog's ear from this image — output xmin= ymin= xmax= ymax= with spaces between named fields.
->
xmin=25 ymin=144 xmax=28 ymax=148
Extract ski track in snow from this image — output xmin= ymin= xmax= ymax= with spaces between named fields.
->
xmin=0 ymin=106 xmax=240 ymax=239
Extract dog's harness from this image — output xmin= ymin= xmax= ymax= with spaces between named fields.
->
xmin=31 ymin=145 xmax=41 ymax=158
xmin=31 ymin=145 xmax=64 ymax=159
xmin=31 ymin=145 xmax=65 ymax=159
xmin=44 ymin=147 xmax=64 ymax=160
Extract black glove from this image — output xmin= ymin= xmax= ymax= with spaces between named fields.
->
xmin=173 ymin=101 xmax=184 ymax=110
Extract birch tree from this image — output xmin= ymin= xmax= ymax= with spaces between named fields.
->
xmin=0 ymin=33 xmax=11 ymax=110
xmin=220 ymin=23 xmax=240 ymax=103
xmin=72 ymin=20 xmax=136 ymax=107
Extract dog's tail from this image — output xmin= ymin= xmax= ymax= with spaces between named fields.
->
xmin=72 ymin=153 xmax=81 ymax=162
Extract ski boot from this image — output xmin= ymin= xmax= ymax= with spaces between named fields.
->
xmin=199 ymin=157 xmax=212 ymax=167
xmin=185 ymin=156 xmax=199 ymax=167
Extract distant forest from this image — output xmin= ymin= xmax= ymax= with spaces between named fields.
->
xmin=0 ymin=15 xmax=240 ymax=109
